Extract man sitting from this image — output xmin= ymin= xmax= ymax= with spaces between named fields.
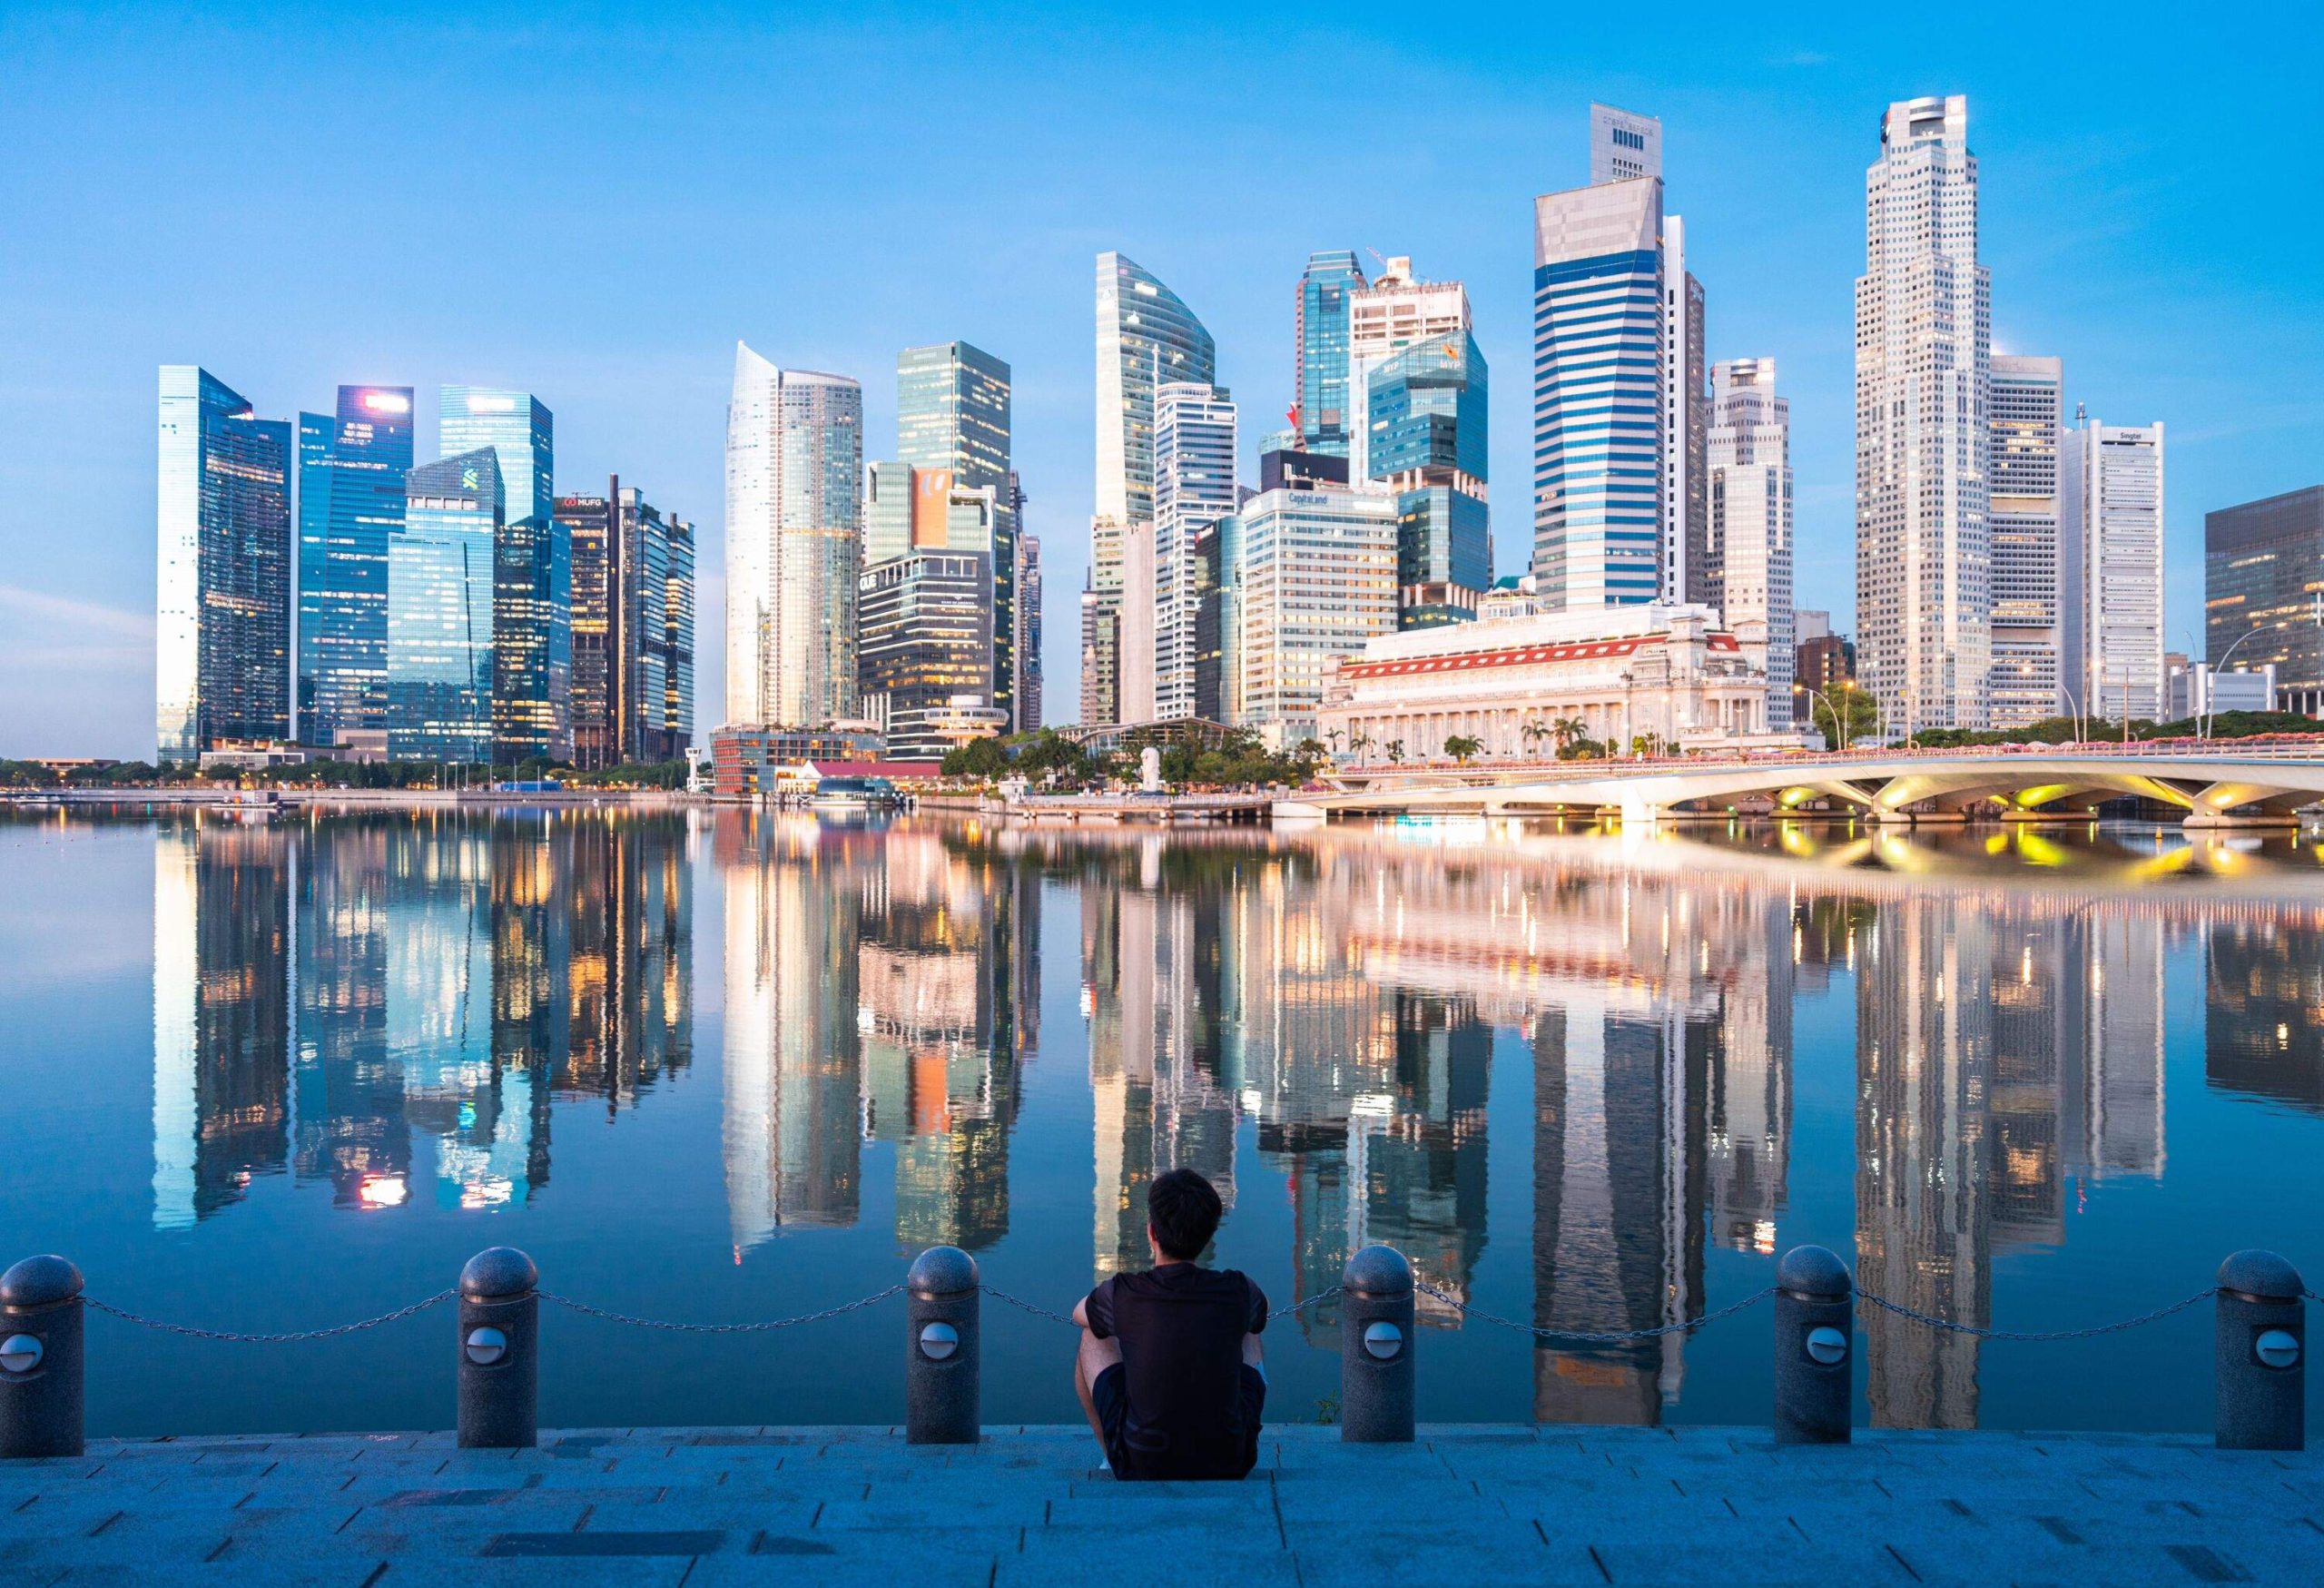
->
xmin=1072 ymin=1168 xmax=1267 ymax=1480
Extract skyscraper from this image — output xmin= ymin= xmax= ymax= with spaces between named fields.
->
xmin=725 ymin=346 xmax=862 ymax=728
xmin=1295 ymin=251 xmax=1366 ymax=457
xmin=2205 ymin=486 xmax=2324 ymax=718
xmin=1856 ymin=95 xmax=1993 ymax=732
xmin=438 ymin=388 xmax=553 ymax=527
xmin=1090 ymin=252 xmax=1215 ymax=725
xmin=1236 ymin=480 xmax=1399 ymax=747
xmin=556 ymin=480 xmax=696 ymax=767
xmin=1344 ymin=257 xmax=1471 ymax=487
xmin=1531 ymin=175 xmax=1663 ymax=607
xmin=1364 ymin=330 xmax=1491 ymax=616
xmin=297 ymin=385 xmax=413 ymax=751
xmin=492 ymin=492 xmax=571 ymax=764
xmin=1989 ymin=357 xmax=2065 ymax=727
xmin=1706 ymin=359 xmax=1795 ymax=725
xmin=157 ymin=367 xmax=293 ymax=762
xmin=899 ymin=342 xmax=1016 ymax=727
xmin=1590 ymin=102 xmax=1663 ymax=183
xmin=1151 ymin=381 xmax=1239 ymax=721
xmin=1016 ymin=525 xmax=1043 ymax=732
xmin=2063 ymin=418 xmax=2165 ymax=723
xmin=389 ymin=449 xmax=501 ymax=763
xmin=858 ymin=460 xmax=1003 ymax=756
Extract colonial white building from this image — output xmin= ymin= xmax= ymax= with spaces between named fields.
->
xmin=1318 ymin=604 xmax=1789 ymax=762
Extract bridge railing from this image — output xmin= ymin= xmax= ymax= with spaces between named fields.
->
xmin=0 ymin=1244 xmax=2307 ymax=1456
xmin=1339 ymin=735 xmax=2324 ymax=781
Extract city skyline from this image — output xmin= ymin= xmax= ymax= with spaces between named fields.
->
xmin=5 ymin=10 xmax=2318 ymax=752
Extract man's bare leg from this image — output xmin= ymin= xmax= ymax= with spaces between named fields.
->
xmin=1073 ymin=1329 xmax=1121 ymax=1445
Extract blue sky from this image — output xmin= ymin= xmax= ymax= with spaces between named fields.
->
xmin=2 ymin=3 xmax=2317 ymax=755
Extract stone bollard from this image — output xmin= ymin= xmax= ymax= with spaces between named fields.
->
xmin=907 ymin=1247 xmax=980 ymax=1445
xmin=2216 ymin=1249 xmax=2304 ymax=1452
xmin=1774 ymin=1246 xmax=1852 ymax=1445
xmin=1339 ymin=1245 xmax=1414 ymax=1443
xmin=458 ymin=1248 xmax=539 ymax=1450
xmin=0 ymin=1257 xmax=84 ymax=1459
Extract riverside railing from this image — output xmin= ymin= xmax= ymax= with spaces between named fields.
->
xmin=0 ymin=1243 xmax=2306 ymax=1459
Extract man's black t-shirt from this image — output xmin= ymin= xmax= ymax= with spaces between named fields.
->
xmin=1083 ymin=1262 xmax=1267 ymax=1479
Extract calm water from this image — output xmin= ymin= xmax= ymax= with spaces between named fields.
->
xmin=2 ymin=806 xmax=2319 ymax=1437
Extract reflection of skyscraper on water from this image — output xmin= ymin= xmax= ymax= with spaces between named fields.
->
xmin=1084 ymin=843 xmax=1239 ymax=1276
xmin=293 ymin=821 xmax=406 ymax=1208
xmin=554 ymin=813 xmax=694 ymax=1115
xmin=722 ymin=814 xmax=863 ymax=1250
xmin=153 ymin=820 xmax=293 ymax=1229
xmin=860 ymin=827 xmax=1033 ymax=1251
xmin=1856 ymin=895 xmax=2167 ymax=1427
xmin=2205 ymin=913 xmax=2324 ymax=1115
xmin=1705 ymin=897 xmax=1793 ymax=1255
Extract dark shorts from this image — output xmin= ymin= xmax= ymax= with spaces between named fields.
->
xmin=1090 ymin=1362 xmax=1265 ymax=1481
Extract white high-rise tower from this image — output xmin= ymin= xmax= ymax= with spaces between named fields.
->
xmin=1855 ymin=95 xmax=1993 ymax=731
xmin=1707 ymin=359 xmax=1795 ymax=725
xmin=724 ymin=345 xmax=862 ymax=728
xmin=2063 ymin=416 xmax=2166 ymax=724
xmin=1989 ymin=356 xmax=2065 ymax=726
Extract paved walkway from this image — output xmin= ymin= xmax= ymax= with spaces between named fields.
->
xmin=2 ymin=1424 xmax=2319 ymax=1586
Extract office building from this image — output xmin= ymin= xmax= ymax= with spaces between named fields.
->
xmin=1235 ymin=480 xmax=1399 ymax=747
xmin=439 ymin=387 xmax=552 ymax=527
xmin=1151 ymin=381 xmax=1239 ymax=720
xmin=1856 ymin=95 xmax=1994 ymax=731
xmin=859 ymin=460 xmax=1004 ymax=756
xmin=1295 ymin=251 xmax=1366 ymax=457
xmin=157 ymin=367 xmax=293 ymax=763
xmin=1118 ymin=521 xmax=1158 ymax=722
xmin=1531 ymin=173 xmax=1663 ymax=608
xmin=1590 ymin=102 xmax=1662 ymax=184
xmin=1986 ymin=356 xmax=2065 ymax=726
xmin=1366 ymin=330 xmax=1491 ymax=619
xmin=1192 ymin=516 xmax=1237 ymax=724
xmin=1090 ymin=252 xmax=1215 ymax=725
xmin=297 ymin=385 xmax=413 ymax=750
xmin=1706 ymin=359 xmax=1794 ymax=725
xmin=2206 ymin=486 xmax=2324 ymax=717
xmin=557 ymin=481 xmax=697 ymax=768
xmin=389 ymin=449 xmax=501 ymax=763
xmin=899 ymin=342 xmax=1017 ymax=727
xmin=2063 ymin=418 xmax=2165 ymax=723
xmin=726 ymin=346 xmax=862 ymax=727
xmin=1345 ymin=257 xmax=1471 ymax=486
xmin=492 ymin=498 xmax=571 ymax=764
xmin=1797 ymin=631 xmax=1856 ymax=694
xmin=1016 ymin=525 xmax=1043 ymax=732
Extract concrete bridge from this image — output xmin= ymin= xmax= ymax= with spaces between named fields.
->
xmin=1279 ymin=741 xmax=2324 ymax=828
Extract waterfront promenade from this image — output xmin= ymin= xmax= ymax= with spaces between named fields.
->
xmin=4 ymin=1422 xmax=2320 ymax=1585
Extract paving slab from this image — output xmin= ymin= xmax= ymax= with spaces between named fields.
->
xmin=1 ymin=1424 xmax=2319 ymax=1584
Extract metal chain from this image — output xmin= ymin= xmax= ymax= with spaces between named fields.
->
xmin=978 ymin=1287 xmax=1078 ymax=1327
xmin=84 ymin=1290 xmax=455 ymax=1344
xmin=538 ymin=1285 xmax=904 ymax=1334
xmin=1413 ymin=1281 xmax=1776 ymax=1343
xmin=1279 ymin=1286 xmax=1344 ymax=1318
xmin=1854 ymin=1287 xmax=2215 ymax=1341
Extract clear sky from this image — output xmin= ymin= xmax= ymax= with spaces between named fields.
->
xmin=3 ymin=3 xmax=2317 ymax=755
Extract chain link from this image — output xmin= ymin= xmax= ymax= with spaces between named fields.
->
xmin=1413 ymin=1281 xmax=1776 ymax=1343
xmin=977 ymin=1287 xmax=1078 ymax=1327
xmin=84 ymin=1290 xmax=455 ymax=1344
xmin=1854 ymin=1287 xmax=2215 ymax=1341
xmin=538 ymin=1285 xmax=903 ymax=1334
xmin=1278 ymin=1286 xmax=1343 ymax=1318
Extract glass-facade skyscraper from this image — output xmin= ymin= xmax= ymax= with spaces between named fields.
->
xmin=898 ymin=342 xmax=1015 ymax=727
xmin=157 ymin=366 xmax=294 ymax=763
xmin=492 ymin=499 xmax=572 ymax=764
xmin=1365 ymin=330 xmax=1491 ymax=607
xmin=1295 ymin=250 xmax=1365 ymax=458
xmin=439 ymin=388 xmax=552 ymax=528
xmin=298 ymin=385 xmax=413 ymax=750
xmin=389 ymin=449 xmax=501 ymax=763
xmin=724 ymin=345 xmax=862 ymax=728
xmin=2206 ymin=486 xmax=2324 ymax=718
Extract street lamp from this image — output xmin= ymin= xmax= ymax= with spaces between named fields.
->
xmin=2205 ymin=623 xmax=2274 ymax=741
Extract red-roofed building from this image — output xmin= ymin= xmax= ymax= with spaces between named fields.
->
xmin=1319 ymin=603 xmax=1810 ymax=762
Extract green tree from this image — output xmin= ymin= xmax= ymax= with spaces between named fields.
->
xmin=940 ymin=736 xmax=1011 ymax=779
xmin=1384 ymin=739 xmax=1405 ymax=765
xmin=1443 ymin=734 xmax=1482 ymax=765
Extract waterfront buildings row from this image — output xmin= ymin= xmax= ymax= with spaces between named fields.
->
xmin=723 ymin=340 xmax=1039 ymax=757
xmin=159 ymin=371 xmax=694 ymax=766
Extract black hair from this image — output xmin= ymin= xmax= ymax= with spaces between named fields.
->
xmin=1147 ymin=1167 xmax=1224 ymax=1261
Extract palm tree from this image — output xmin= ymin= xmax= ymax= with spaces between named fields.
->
xmin=1552 ymin=716 xmax=1588 ymax=753
xmin=1349 ymin=729 xmax=1374 ymax=762
xmin=1444 ymin=735 xmax=1482 ymax=765
xmin=1385 ymin=739 xmax=1405 ymax=765
xmin=1519 ymin=718 xmax=1548 ymax=758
